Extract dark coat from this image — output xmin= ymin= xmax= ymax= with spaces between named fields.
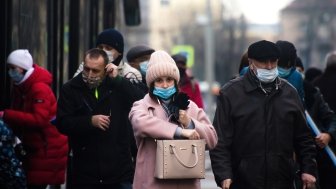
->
xmin=210 ymin=71 xmax=317 ymax=189
xmin=56 ymin=74 xmax=143 ymax=185
xmin=304 ymin=81 xmax=336 ymax=188
xmin=313 ymin=67 xmax=336 ymax=112
xmin=3 ymin=64 xmax=68 ymax=185
xmin=304 ymin=81 xmax=336 ymax=145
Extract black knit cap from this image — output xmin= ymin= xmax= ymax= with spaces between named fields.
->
xmin=126 ymin=45 xmax=155 ymax=62
xmin=276 ymin=40 xmax=297 ymax=68
xmin=171 ymin=54 xmax=187 ymax=66
xmin=96 ymin=28 xmax=124 ymax=54
xmin=247 ymin=40 xmax=280 ymax=62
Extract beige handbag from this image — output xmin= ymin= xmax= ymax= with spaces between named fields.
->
xmin=154 ymin=139 xmax=206 ymax=179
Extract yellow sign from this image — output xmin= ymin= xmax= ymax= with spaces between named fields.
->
xmin=171 ymin=45 xmax=194 ymax=68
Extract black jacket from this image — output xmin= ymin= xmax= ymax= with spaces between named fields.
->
xmin=304 ymin=81 xmax=336 ymax=166
xmin=313 ymin=67 xmax=336 ymax=113
xmin=56 ymin=74 xmax=144 ymax=185
xmin=210 ymin=71 xmax=317 ymax=189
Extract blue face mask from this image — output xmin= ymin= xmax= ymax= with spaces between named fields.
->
xmin=278 ymin=67 xmax=292 ymax=78
xmin=8 ymin=69 xmax=24 ymax=83
xmin=255 ymin=67 xmax=278 ymax=83
xmin=239 ymin=66 xmax=249 ymax=76
xmin=153 ymin=85 xmax=176 ymax=100
xmin=139 ymin=61 xmax=148 ymax=76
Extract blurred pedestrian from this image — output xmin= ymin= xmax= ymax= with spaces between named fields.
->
xmin=295 ymin=57 xmax=305 ymax=75
xmin=172 ymin=53 xmax=204 ymax=109
xmin=129 ymin=50 xmax=218 ymax=189
xmin=295 ymin=56 xmax=336 ymax=189
xmin=74 ymin=28 xmax=142 ymax=84
xmin=276 ymin=40 xmax=305 ymax=104
xmin=238 ymin=52 xmax=249 ymax=77
xmin=126 ymin=44 xmax=155 ymax=92
xmin=57 ymin=48 xmax=143 ymax=189
xmin=305 ymin=67 xmax=322 ymax=84
xmin=210 ymin=40 xmax=317 ymax=189
xmin=0 ymin=49 xmax=68 ymax=189
xmin=0 ymin=119 xmax=26 ymax=189
xmin=313 ymin=51 xmax=336 ymax=112
xmin=304 ymin=78 xmax=336 ymax=189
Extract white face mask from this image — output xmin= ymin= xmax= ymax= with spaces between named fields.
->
xmin=254 ymin=66 xmax=279 ymax=83
xmin=104 ymin=50 xmax=114 ymax=63
xmin=139 ymin=61 xmax=148 ymax=75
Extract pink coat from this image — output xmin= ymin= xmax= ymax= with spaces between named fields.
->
xmin=129 ymin=94 xmax=218 ymax=189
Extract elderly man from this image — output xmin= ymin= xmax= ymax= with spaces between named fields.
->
xmin=210 ymin=40 xmax=317 ymax=189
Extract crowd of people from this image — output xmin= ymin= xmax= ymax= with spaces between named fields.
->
xmin=1 ymin=28 xmax=336 ymax=189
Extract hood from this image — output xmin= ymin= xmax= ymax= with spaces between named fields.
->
xmin=17 ymin=64 xmax=53 ymax=91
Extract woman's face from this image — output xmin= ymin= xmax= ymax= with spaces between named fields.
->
xmin=7 ymin=64 xmax=25 ymax=74
xmin=154 ymin=76 xmax=175 ymax=89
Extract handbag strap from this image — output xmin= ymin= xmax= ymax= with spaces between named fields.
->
xmin=170 ymin=144 xmax=198 ymax=168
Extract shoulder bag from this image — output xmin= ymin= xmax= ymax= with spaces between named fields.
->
xmin=154 ymin=139 xmax=206 ymax=179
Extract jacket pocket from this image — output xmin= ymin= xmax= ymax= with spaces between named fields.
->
xmin=235 ymin=156 xmax=265 ymax=187
xmin=268 ymin=155 xmax=296 ymax=181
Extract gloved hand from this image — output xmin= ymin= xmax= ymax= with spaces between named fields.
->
xmin=173 ymin=92 xmax=190 ymax=110
xmin=168 ymin=104 xmax=179 ymax=120
xmin=169 ymin=93 xmax=190 ymax=120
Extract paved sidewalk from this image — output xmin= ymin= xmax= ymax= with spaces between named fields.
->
xmin=201 ymin=151 xmax=218 ymax=189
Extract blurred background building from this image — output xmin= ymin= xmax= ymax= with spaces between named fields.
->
xmin=2 ymin=0 xmax=336 ymax=115
xmin=279 ymin=0 xmax=336 ymax=68
xmin=124 ymin=0 xmax=336 ymax=87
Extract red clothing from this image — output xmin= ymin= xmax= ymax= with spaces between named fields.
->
xmin=179 ymin=77 xmax=204 ymax=109
xmin=3 ymin=64 xmax=68 ymax=185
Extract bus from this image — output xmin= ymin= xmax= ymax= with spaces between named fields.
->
xmin=0 ymin=0 xmax=140 ymax=109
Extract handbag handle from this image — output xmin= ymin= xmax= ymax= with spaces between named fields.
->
xmin=170 ymin=144 xmax=198 ymax=168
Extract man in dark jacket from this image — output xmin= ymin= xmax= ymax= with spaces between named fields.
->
xmin=210 ymin=40 xmax=317 ymax=189
xmin=297 ymin=60 xmax=336 ymax=189
xmin=313 ymin=51 xmax=336 ymax=114
xmin=57 ymin=48 xmax=143 ymax=189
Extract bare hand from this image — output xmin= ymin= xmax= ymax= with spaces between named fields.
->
xmin=302 ymin=173 xmax=316 ymax=189
xmin=222 ymin=179 xmax=232 ymax=189
xmin=105 ymin=63 xmax=118 ymax=78
xmin=315 ymin=133 xmax=331 ymax=148
xmin=178 ymin=110 xmax=191 ymax=128
xmin=91 ymin=115 xmax=110 ymax=131
xmin=181 ymin=129 xmax=200 ymax=140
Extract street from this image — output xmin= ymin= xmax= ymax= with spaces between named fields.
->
xmin=201 ymin=151 xmax=218 ymax=189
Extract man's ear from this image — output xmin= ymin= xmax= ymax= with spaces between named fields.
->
xmin=248 ymin=60 xmax=253 ymax=69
